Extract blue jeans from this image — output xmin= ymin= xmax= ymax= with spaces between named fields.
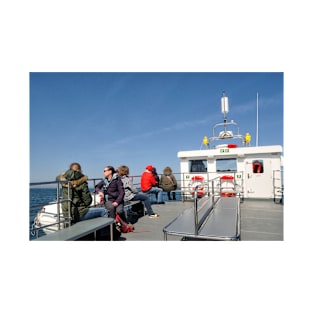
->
xmin=80 ymin=207 xmax=108 ymax=220
xmin=131 ymin=193 xmax=154 ymax=215
xmin=143 ymin=187 xmax=163 ymax=203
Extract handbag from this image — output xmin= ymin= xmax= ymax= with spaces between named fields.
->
xmin=115 ymin=213 xmax=134 ymax=233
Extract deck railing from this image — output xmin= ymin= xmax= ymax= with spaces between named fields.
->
xmin=30 ymin=170 xmax=281 ymax=237
xmin=273 ymin=169 xmax=284 ymax=203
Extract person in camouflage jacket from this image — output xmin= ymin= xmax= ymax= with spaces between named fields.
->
xmin=56 ymin=162 xmax=107 ymax=222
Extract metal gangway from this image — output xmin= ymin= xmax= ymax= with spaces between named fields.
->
xmin=163 ymin=180 xmax=241 ymax=240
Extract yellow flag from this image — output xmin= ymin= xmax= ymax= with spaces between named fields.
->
xmin=203 ymin=136 xmax=209 ymax=146
xmin=245 ymin=132 xmax=251 ymax=143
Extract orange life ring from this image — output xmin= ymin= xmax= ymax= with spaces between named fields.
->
xmin=221 ymin=175 xmax=234 ymax=181
xmin=192 ymin=176 xmax=204 ymax=181
xmin=189 ymin=176 xmax=205 ymax=197
xmin=221 ymin=191 xmax=235 ymax=197
xmin=220 ymin=175 xmax=235 ymax=197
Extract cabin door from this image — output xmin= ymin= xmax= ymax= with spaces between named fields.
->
xmin=245 ymin=159 xmax=273 ymax=198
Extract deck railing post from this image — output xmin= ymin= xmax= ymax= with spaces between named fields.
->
xmin=56 ymin=182 xmax=61 ymax=230
xmin=212 ymin=180 xmax=214 ymax=203
xmin=194 ymin=186 xmax=199 ymax=236
xmin=67 ymin=183 xmax=71 ymax=226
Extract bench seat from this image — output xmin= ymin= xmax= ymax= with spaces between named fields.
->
xmin=163 ymin=196 xmax=240 ymax=240
xmin=33 ymin=217 xmax=115 ymax=241
xmin=198 ymin=197 xmax=240 ymax=240
xmin=163 ymin=196 xmax=214 ymax=237
xmin=123 ymin=200 xmax=143 ymax=219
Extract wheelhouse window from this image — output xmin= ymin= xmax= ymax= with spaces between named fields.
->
xmin=252 ymin=160 xmax=264 ymax=173
xmin=189 ymin=160 xmax=207 ymax=172
xmin=216 ymin=158 xmax=237 ymax=172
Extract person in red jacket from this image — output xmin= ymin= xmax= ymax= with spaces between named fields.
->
xmin=140 ymin=165 xmax=165 ymax=204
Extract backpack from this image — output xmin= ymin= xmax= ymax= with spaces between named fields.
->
xmin=115 ymin=213 xmax=134 ymax=233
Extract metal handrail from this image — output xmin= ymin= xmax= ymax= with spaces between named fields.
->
xmin=193 ymin=186 xmax=199 ymax=235
xmin=30 ymin=180 xmax=77 ymax=237
xmin=211 ymin=176 xmax=221 ymax=203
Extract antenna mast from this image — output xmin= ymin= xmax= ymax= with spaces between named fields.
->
xmin=256 ymin=92 xmax=259 ymax=146
xmin=221 ymin=91 xmax=229 ymax=132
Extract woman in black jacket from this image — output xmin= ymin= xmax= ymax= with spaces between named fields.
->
xmin=95 ymin=165 xmax=125 ymax=219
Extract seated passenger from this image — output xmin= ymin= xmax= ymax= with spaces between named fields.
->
xmin=160 ymin=166 xmax=177 ymax=201
xmin=56 ymin=162 xmax=108 ymax=224
xmin=95 ymin=165 xmax=125 ymax=218
xmin=117 ymin=165 xmax=159 ymax=218
xmin=140 ymin=165 xmax=165 ymax=204
xmin=95 ymin=165 xmax=135 ymax=233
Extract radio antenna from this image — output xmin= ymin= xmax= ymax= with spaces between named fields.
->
xmin=256 ymin=92 xmax=259 ymax=146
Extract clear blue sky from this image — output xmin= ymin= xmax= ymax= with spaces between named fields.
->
xmin=30 ymin=72 xmax=283 ymax=182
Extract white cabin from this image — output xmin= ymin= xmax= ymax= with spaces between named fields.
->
xmin=177 ymin=92 xmax=283 ymax=200
xmin=178 ymin=144 xmax=283 ymax=200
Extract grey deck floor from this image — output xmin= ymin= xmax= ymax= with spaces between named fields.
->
xmin=118 ymin=198 xmax=284 ymax=241
xmin=240 ymin=199 xmax=284 ymax=240
xmin=119 ymin=201 xmax=191 ymax=241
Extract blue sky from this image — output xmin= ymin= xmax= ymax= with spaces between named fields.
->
xmin=30 ymin=72 xmax=283 ymax=182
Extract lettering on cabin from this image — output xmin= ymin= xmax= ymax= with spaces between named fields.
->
xmin=220 ymin=148 xmax=229 ymax=153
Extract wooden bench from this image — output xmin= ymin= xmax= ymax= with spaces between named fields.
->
xmin=33 ymin=217 xmax=115 ymax=241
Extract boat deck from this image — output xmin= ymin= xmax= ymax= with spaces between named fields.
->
xmin=115 ymin=198 xmax=283 ymax=241
xmin=240 ymin=198 xmax=284 ymax=240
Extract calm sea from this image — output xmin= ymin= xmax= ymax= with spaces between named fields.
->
xmin=29 ymin=188 xmax=58 ymax=239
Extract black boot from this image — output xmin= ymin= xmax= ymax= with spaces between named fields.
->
xmin=172 ymin=192 xmax=176 ymax=200
xmin=167 ymin=192 xmax=172 ymax=200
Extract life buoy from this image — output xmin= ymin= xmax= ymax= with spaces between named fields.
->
xmin=189 ymin=176 xmax=205 ymax=197
xmin=220 ymin=175 xmax=234 ymax=181
xmin=221 ymin=191 xmax=235 ymax=197
xmin=253 ymin=162 xmax=262 ymax=173
xmin=220 ymin=175 xmax=235 ymax=197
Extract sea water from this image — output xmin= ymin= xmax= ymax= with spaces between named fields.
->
xmin=29 ymin=188 xmax=59 ymax=239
